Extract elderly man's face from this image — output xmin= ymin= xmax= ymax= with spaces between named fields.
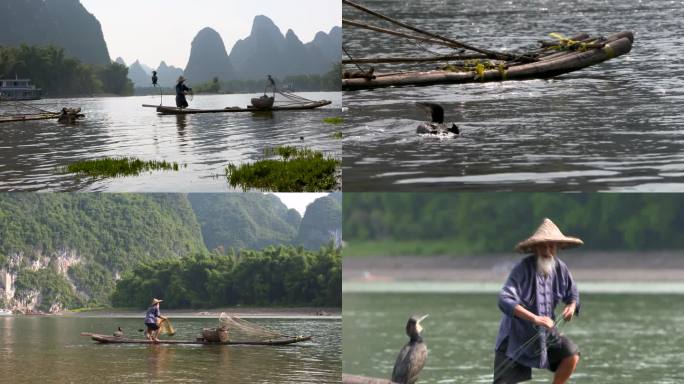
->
xmin=535 ymin=242 xmax=557 ymax=259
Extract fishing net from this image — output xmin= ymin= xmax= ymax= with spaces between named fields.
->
xmin=273 ymin=90 xmax=318 ymax=107
xmin=217 ymin=312 xmax=287 ymax=341
xmin=158 ymin=318 xmax=176 ymax=336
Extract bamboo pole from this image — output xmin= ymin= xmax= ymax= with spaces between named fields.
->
xmin=343 ymin=54 xmax=488 ymax=64
xmin=342 ymin=0 xmax=536 ymax=62
xmin=343 ymin=19 xmax=456 ymax=48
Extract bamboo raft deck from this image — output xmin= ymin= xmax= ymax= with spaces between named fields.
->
xmin=343 ymin=374 xmax=397 ymax=384
xmin=142 ymin=100 xmax=332 ymax=115
xmin=0 ymin=112 xmax=61 ymax=123
xmin=343 ymin=31 xmax=633 ymax=90
xmin=80 ymin=332 xmax=312 ymax=346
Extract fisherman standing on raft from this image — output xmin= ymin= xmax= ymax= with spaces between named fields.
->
xmin=493 ymin=218 xmax=581 ymax=384
xmin=144 ymin=298 xmax=167 ymax=342
xmin=175 ymin=76 xmax=192 ymax=109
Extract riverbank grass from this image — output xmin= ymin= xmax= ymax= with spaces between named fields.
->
xmin=226 ymin=146 xmax=340 ymax=192
xmin=344 ymin=240 xmax=479 ymax=257
xmin=64 ymin=157 xmax=180 ymax=177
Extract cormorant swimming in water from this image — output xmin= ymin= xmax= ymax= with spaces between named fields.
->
xmin=415 ymin=102 xmax=459 ymax=135
xmin=113 ymin=327 xmax=124 ymax=338
xmin=392 ymin=314 xmax=429 ymax=384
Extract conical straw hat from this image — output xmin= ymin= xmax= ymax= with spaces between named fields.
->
xmin=515 ymin=218 xmax=583 ymax=253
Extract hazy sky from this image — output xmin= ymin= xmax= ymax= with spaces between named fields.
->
xmin=271 ymin=193 xmax=331 ymax=215
xmin=80 ymin=0 xmax=341 ymax=69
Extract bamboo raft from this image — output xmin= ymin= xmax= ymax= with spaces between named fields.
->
xmin=342 ymin=0 xmax=634 ymax=90
xmin=0 ymin=107 xmax=84 ymax=124
xmin=142 ymin=100 xmax=331 ymax=115
xmin=343 ymin=32 xmax=633 ymax=90
xmin=80 ymin=332 xmax=312 ymax=346
xmin=0 ymin=112 xmax=62 ymax=123
xmin=343 ymin=374 xmax=397 ymax=384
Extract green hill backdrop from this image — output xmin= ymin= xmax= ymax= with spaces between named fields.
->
xmin=0 ymin=193 xmax=341 ymax=312
xmin=343 ymin=193 xmax=684 ymax=256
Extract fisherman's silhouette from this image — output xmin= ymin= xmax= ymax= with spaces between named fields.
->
xmin=152 ymin=71 xmax=158 ymax=87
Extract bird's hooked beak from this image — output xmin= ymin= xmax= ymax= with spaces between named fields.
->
xmin=416 ymin=314 xmax=429 ymax=334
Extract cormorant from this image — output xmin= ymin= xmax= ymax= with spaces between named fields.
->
xmin=113 ymin=327 xmax=124 ymax=338
xmin=391 ymin=314 xmax=429 ymax=384
xmin=152 ymin=71 xmax=158 ymax=87
xmin=415 ymin=102 xmax=459 ymax=135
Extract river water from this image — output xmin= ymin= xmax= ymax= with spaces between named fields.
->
xmin=0 ymin=92 xmax=341 ymax=191
xmin=342 ymin=0 xmax=684 ymax=191
xmin=0 ymin=316 xmax=341 ymax=383
xmin=343 ymin=292 xmax=684 ymax=383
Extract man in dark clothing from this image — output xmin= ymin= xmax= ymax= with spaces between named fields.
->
xmin=152 ymin=71 xmax=158 ymax=87
xmin=144 ymin=298 xmax=167 ymax=342
xmin=175 ymin=76 xmax=192 ymax=108
xmin=493 ymin=218 xmax=582 ymax=384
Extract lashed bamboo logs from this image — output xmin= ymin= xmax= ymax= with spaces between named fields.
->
xmin=342 ymin=32 xmax=633 ymax=90
xmin=342 ymin=374 xmax=399 ymax=384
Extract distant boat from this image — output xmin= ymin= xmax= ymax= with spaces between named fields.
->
xmin=0 ymin=309 xmax=12 ymax=316
xmin=0 ymin=78 xmax=42 ymax=100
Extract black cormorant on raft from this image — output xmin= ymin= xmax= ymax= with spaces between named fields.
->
xmin=81 ymin=332 xmax=311 ymax=346
xmin=391 ymin=315 xmax=428 ymax=384
xmin=342 ymin=315 xmax=429 ymax=384
xmin=342 ymin=0 xmax=634 ymax=90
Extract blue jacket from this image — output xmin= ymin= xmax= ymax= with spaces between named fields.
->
xmin=495 ymin=255 xmax=580 ymax=368
xmin=144 ymin=306 xmax=160 ymax=325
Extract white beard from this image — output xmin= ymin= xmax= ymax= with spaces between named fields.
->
xmin=537 ymin=255 xmax=557 ymax=277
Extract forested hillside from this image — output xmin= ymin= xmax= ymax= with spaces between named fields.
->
xmin=0 ymin=0 xmax=111 ymax=65
xmin=296 ymin=194 xmax=342 ymax=249
xmin=0 ymin=45 xmax=134 ymax=96
xmin=0 ymin=194 xmax=341 ymax=312
xmin=188 ymin=193 xmax=300 ymax=251
xmin=112 ymin=245 xmax=341 ymax=309
xmin=343 ymin=193 xmax=684 ymax=254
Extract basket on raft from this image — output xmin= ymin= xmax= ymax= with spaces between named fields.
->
xmin=250 ymin=95 xmax=275 ymax=109
xmin=201 ymin=327 xmax=230 ymax=342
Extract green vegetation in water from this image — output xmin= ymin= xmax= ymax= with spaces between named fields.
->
xmin=332 ymin=131 xmax=343 ymax=139
xmin=323 ymin=117 xmax=344 ymax=125
xmin=226 ymin=146 xmax=340 ymax=192
xmin=64 ymin=157 xmax=180 ymax=177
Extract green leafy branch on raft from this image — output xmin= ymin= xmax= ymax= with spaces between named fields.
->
xmin=547 ymin=33 xmax=600 ymax=52
xmin=226 ymin=146 xmax=340 ymax=192
xmin=63 ymin=157 xmax=182 ymax=178
xmin=441 ymin=59 xmax=508 ymax=80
